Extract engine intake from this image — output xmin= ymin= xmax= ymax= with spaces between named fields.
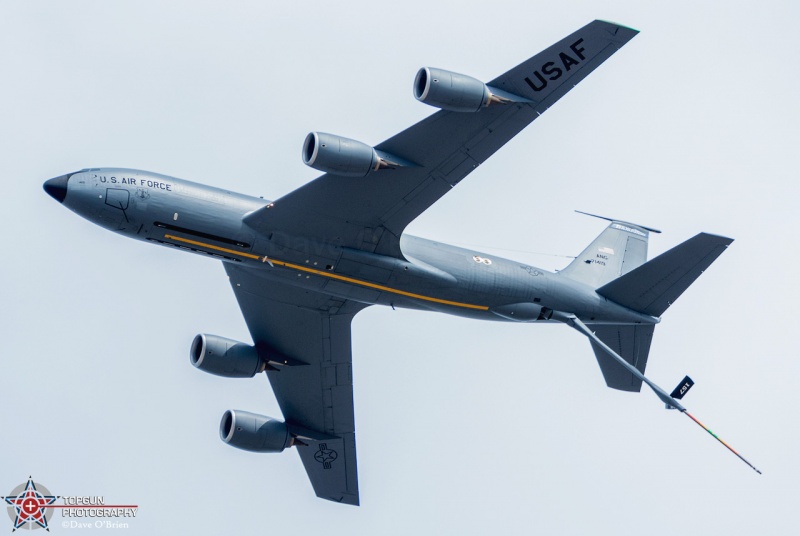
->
xmin=219 ymin=410 xmax=291 ymax=453
xmin=190 ymin=334 xmax=265 ymax=378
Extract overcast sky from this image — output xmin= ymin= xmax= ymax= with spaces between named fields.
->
xmin=2 ymin=1 xmax=798 ymax=534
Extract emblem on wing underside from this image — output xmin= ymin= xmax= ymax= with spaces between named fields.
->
xmin=314 ymin=443 xmax=338 ymax=469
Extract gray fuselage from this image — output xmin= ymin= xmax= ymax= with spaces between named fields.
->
xmin=48 ymin=168 xmax=654 ymax=326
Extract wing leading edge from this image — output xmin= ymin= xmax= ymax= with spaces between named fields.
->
xmin=244 ymin=20 xmax=638 ymax=258
xmin=224 ymin=263 xmax=368 ymax=505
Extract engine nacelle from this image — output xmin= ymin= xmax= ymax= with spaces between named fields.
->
xmin=302 ymin=132 xmax=384 ymax=177
xmin=219 ymin=410 xmax=291 ymax=453
xmin=190 ymin=334 xmax=265 ymax=378
xmin=414 ymin=67 xmax=491 ymax=112
xmin=413 ymin=67 xmax=529 ymax=112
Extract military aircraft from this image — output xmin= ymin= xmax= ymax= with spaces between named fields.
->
xmin=43 ymin=20 xmax=759 ymax=506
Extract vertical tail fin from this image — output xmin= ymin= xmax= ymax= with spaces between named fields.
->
xmin=559 ymin=212 xmax=659 ymax=288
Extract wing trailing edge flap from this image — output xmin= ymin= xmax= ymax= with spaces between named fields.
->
xmin=589 ymin=324 xmax=655 ymax=392
xmin=596 ymin=233 xmax=733 ymax=317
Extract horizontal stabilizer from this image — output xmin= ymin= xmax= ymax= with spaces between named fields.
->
xmin=589 ymin=324 xmax=654 ymax=392
xmin=596 ymin=233 xmax=733 ymax=317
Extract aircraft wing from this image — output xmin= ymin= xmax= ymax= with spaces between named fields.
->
xmin=224 ymin=262 xmax=369 ymax=505
xmin=244 ymin=20 xmax=638 ymax=258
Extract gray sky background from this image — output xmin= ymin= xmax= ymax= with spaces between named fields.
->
xmin=2 ymin=1 xmax=798 ymax=534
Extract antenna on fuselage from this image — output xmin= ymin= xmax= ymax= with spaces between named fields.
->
xmin=574 ymin=210 xmax=662 ymax=234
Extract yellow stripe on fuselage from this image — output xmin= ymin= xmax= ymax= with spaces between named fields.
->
xmin=163 ymin=234 xmax=489 ymax=311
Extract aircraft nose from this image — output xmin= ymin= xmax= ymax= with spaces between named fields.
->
xmin=43 ymin=173 xmax=72 ymax=203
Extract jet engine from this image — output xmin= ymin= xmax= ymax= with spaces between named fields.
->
xmin=413 ymin=67 xmax=528 ymax=112
xmin=302 ymin=132 xmax=400 ymax=177
xmin=190 ymin=334 xmax=265 ymax=378
xmin=219 ymin=410 xmax=292 ymax=453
